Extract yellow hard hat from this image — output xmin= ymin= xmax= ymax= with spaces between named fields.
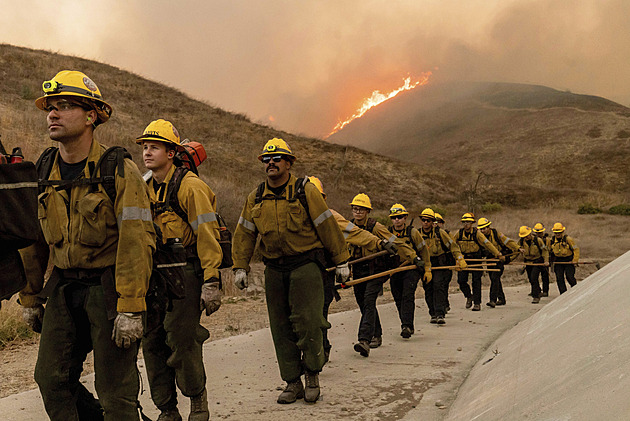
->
xmin=477 ymin=217 xmax=491 ymax=229
xmin=533 ymin=223 xmax=545 ymax=233
xmin=258 ymin=138 xmax=296 ymax=162
xmin=308 ymin=176 xmax=325 ymax=198
xmin=389 ymin=203 xmax=409 ymax=217
xmin=136 ymin=119 xmax=184 ymax=151
xmin=519 ymin=225 xmax=532 ymax=238
xmin=349 ymin=193 xmax=372 ymax=210
xmin=435 ymin=213 xmax=444 ymax=223
xmin=35 ymin=70 xmax=112 ymax=125
xmin=420 ymin=208 xmax=436 ymax=220
xmin=552 ymin=222 xmax=566 ymax=233
xmin=461 ymin=212 xmax=475 ymax=222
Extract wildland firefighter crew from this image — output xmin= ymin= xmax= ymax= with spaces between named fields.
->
xmin=347 ymin=193 xmax=397 ymax=357
xmin=550 ymin=222 xmax=580 ymax=294
xmin=307 ymin=181 xmax=396 ymax=359
xmin=388 ymin=203 xmax=431 ymax=338
xmin=419 ymin=208 xmax=466 ymax=324
xmin=19 ymin=70 xmax=156 ymax=420
xmin=138 ymin=119 xmax=223 ymax=421
xmin=232 ymin=138 xmax=350 ymax=404
xmin=453 ymin=213 xmax=501 ymax=311
xmin=478 ymin=217 xmax=519 ymax=307
xmin=518 ymin=225 xmax=549 ymax=304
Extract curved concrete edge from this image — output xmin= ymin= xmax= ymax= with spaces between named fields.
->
xmin=445 ymin=251 xmax=630 ymax=421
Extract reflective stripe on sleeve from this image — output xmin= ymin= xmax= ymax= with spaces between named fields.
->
xmin=313 ymin=209 xmax=333 ymax=227
xmin=238 ymin=216 xmax=256 ymax=232
xmin=342 ymin=221 xmax=355 ymax=239
xmin=386 ymin=234 xmax=397 ymax=244
xmin=0 ymin=181 xmax=38 ymax=190
xmin=117 ymin=206 xmax=152 ymax=227
xmin=191 ymin=212 xmax=217 ymax=232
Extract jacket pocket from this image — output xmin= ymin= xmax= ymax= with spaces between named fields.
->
xmin=250 ymin=204 xmax=272 ymax=234
xmin=286 ymin=202 xmax=305 ymax=233
xmin=158 ymin=211 xmax=186 ymax=241
xmin=38 ymin=191 xmax=64 ymax=246
xmin=77 ymin=193 xmax=107 ymax=247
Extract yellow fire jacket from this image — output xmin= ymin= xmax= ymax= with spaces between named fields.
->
xmin=19 ymin=140 xmax=155 ymax=312
xmin=486 ymin=229 xmax=520 ymax=254
xmin=232 ymin=174 xmax=349 ymax=271
xmin=389 ymin=225 xmax=432 ymax=272
xmin=520 ymin=236 xmax=549 ymax=262
xmin=347 ymin=217 xmax=397 ymax=259
xmin=331 ymin=210 xmax=383 ymax=252
xmin=550 ymin=235 xmax=580 ymax=262
xmin=420 ymin=227 xmax=465 ymax=261
xmin=452 ymin=228 xmax=500 ymax=257
xmin=148 ymin=165 xmax=222 ymax=281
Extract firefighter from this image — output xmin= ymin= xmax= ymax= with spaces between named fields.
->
xmin=19 ymin=70 xmax=155 ymax=420
xmin=419 ymin=208 xmax=466 ymax=324
xmin=518 ymin=226 xmax=549 ymax=304
xmin=452 ymin=213 xmax=501 ymax=311
xmin=478 ymin=218 xmax=519 ymax=307
xmin=346 ymin=193 xmax=397 ymax=356
xmin=533 ymin=223 xmax=551 ymax=297
xmin=232 ymin=139 xmax=349 ymax=404
xmin=434 ymin=213 xmax=453 ymax=311
xmin=307 ymin=181 xmax=396 ymax=358
xmin=387 ymin=203 xmax=431 ymax=338
xmin=549 ymin=222 xmax=580 ymax=294
xmin=138 ymin=119 xmax=223 ymax=421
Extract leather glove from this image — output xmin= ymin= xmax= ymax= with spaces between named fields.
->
xmin=379 ymin=240 xmax=398 ymax=256
xmin=234 ymin=269 xmax=248 ymax=290
xmin=111 ymin=312 xmax=143 ymax=349
xmin=23 ymin=305 xmax=45 ymax=333
xmin=457 ymin=258 xmax=468 ymax=271
xmin=335 ymin=263 xmax=350 ymax=283
xmin=200 ymin=280 xmax=221 ymax=316
xmin=423 ymin=271 xmax=432 ymax=283
xmin=413 ymin=256 xmax=424 ymax=270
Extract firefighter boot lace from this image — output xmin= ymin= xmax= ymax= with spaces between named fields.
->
xmin=189 ymin=388 xmax=209 ymax=421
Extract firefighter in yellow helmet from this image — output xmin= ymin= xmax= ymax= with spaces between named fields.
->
xmin=452 ymin=212 xmax=501 ymax=311
xmin=518 ymin=226 xmax=549 ymax=304
xmin=419 ymin=208 xmax=466 ymax=324
xmin=549 ymin=222 xmax=580 ymax=294
xmin=388 ymin=203 xmax=432 ymax=338
xmin=532 ymin=223 xmax=551 ymax=296
xmin=478 ymin=217 xmax=520 ymax=307
xmin=20 ymin=70 xmax=155 ymax=420
xmin=137 ymin=119 xmax=223 ymax=420
xmin=232 ymin=139 xmax=350 ymax=404
xmin=308 ymin=181 xmax=396 ymax=358
xmin=347 ymin=193 xmax=398 ymax=356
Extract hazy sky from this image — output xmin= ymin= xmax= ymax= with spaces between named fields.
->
xmin=2 ymin=0 xmax=628 ymax=138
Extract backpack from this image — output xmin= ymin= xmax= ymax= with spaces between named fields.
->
xmin=150 ymin=165 xmax=233 ymax=269
xmin=489 ymin=228 xmax=514 ymax=264
xmin=433 ymin=226 xmax=456 ymax=266
xmin=549 ymin=234 xmax=573 ymax=258
xmin=255 ymin=176 xmax=310 ymax=211
xmin=519 ymin=236 xmax=544 ymax=256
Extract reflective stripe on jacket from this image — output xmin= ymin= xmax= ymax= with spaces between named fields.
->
xmin=390 ymin=226 xmax=431 ymax=272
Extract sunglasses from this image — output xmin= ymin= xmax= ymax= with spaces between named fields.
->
xmin=390 ymin=215 xmax=405 ymax=220
xmin=421 ymin=218 xmax=434 ymax=223
xmin=261 ymin=155 xmax=284 ymax=164
xmin=351 ymin=207 xmax=367 ymax=213
xmin=44 ymin=100 xmax=87 ymax=113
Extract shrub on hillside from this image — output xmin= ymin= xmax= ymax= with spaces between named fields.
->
xmin=577 ymin=203 xmax=603 ymax=214
xmin=481 ymin=202 xmax=502 ymax=213
xmin=586 ymin=126 xmax=602 ymax=138
xmin=617 ymin=129 xmax=630 ymax=139
xmin=608 ymin=204 xmax=630 ymax=215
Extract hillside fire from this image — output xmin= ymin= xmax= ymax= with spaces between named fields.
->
xmin=326 ymin=73 xmax=432 ymax=138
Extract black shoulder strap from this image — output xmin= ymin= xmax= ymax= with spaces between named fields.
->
xmin=292 ymin=177 xmax=310 ymax=216
xmin=163 ymin=166 xmax=189 ymax=222
xmin=492 ymin=228 xmax=506 ymax=248
xmin=92 ymin=146 xmax=131 ymax=203
xmin=365 ymin=217 xmax=377 ymax=233
xmin=35 ymin=147 xmax=59 ymax=194
xmin=254 ymin=181 xmax=266 ymax=204
xmin=435 ymin=226 xmax=449 ymax=253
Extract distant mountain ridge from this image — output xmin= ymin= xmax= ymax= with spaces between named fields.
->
xmin=329 ymin=81 xmax=630 ymax=207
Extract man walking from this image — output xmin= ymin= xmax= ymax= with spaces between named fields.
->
xmin=533 ymin=223 xmax=551 ymax=297
xmin=518 ymin=226 xmax=549 ymax=304
xmin=138 ymin=119 xmax=223 ymax=421
xmin=549 ymin=222 xmax=580 ymax=294
xmin=20 ymin=70 xmax=155 ymax=420
xmin=232 ymin=138 xmax=350 ymax=404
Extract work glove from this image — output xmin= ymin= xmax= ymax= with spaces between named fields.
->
xmin=572 ymin=261 xmax=579 ymax=267
xmin=413 ymin=256 xmax=424 ymax=270
xmin=200 ymin=279 xmax=221 ymax=316
xmin=335 ymin=263 xmax=350 ymax=283
xmin=379 ymin=240 xmax=398 ymax=256
xmin=423 ymin=271 xmax=432 ymax=283
xmin=498 ymin=255 xmax=506 ymax=262
xmin=234 ymin=269 xmax=248 ymax=290
xmin=111 ymin=312 xmax=143 ymax=349
xmin=23 ymin=305 xmax=45 ymax=333
xmin=456 ymin=258 xmax=468 ymax=272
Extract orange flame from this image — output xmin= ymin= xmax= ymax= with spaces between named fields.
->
xmin=326 ymin=72 xmax=432 ymax=138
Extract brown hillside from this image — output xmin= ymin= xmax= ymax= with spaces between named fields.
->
xmin=0 ymin=44 xmax=460 ymax=225
xmin=329 ymin=82 xmax=630 ymax=208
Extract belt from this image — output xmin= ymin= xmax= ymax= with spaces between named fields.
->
xmin=57 ymin=266 xmax=109 ymax=281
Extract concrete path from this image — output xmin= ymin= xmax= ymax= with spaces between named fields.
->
xmin=0 ymin=284 xmax=554 ymax=420
xmin=445 ymin=252 xmax=630 ymax=421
